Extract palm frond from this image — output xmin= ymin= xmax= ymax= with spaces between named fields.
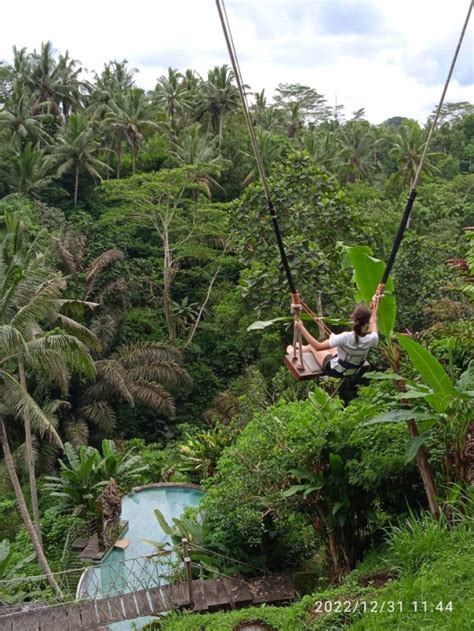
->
xmin=63 ymin=417 xmax=89 ymax=447
xmin=54 ymin=313 xmax=101 ymax=352
xmin=0 ymin=324 xmax=26 ymax=354
xmin=95 ymin=359 xmax=134 ymax=404
xmin=0 ymin=369 xmax=64 ymax=448
xmin=54 ymin=298 xmax=99 ymax=310
xmin=84 ymin=249 xmax=124 ymax=296
xmin=89 ymin=313 xmax=120 ymax=354
xmin=12 ymin=439 xmax=39 ymax=478
xmin=127 ymin=361 xmax=192 ymax=390
xmin=11 ymin=274 xmax=66 ymax=329
xmin=128 ymin=380 xmax=175 ymax=416
xmin=27 ymin=348 xmax=70 ymax=393
xmin=78 ymin=401 xmax=116 ymax=434
xmin=37 ymin=441 xmax=60 ymax=474
xmin=26 ymin=334 xmax=96 ymax=380
xmin=53 ymin=238 xmax=78 ymax=273
xmin=117 ymin=341 xmax=183 ymax=367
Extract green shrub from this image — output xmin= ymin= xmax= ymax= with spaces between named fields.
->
xmin=201 ymin=382 xmax=425 ymax=575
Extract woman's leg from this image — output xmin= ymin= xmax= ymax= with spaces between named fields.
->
xmin=286 ymin=344 xmax=336 ymax=370
xmin=309 ymin=348 xmax=336 ymax=370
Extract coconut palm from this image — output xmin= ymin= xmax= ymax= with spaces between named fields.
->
xmin=198 ymin=65 xmax=240 ymax=146
xmin=153 ymin=67 xmax=193 ymax=123
xmin=55 ymin=51 xmax=88 ymax=119
xmin=51 ymin=114 xmax=110 ymax=206
xmin=0 ymin=211 xmax=97 ymax=595
xmin=0 ymin=420 xmax=62 ymax=596
xmin=0 ymin=210 xmax=97 ymax=544
xmin=389 ymin=119 xmax=440 ymax=188
xmin=8 ymin=143 xmax=55 ymax=198
xmin=10 ymin=46 xmax=32 ymax=94
xmin=242 ymin=128 xmax=290 ymax=184
xmin=87 ymin=60 xmax=137 ymax=123
xmin=171 ymin=123 xmax=230 ymax=195
xmin=0 ymin=86 xmax=50 ymax=150
xmin=105 ymin=88 xmax=159 ymax=175
xmin=26 ymin=41 xmax=62 ymax=115
xmin=299 ymin=129 xmax=340 ymax=174
xmin=337 ymin=120 xmax=381 ymax=183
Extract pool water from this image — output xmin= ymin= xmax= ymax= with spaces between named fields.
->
xmin=78 ymin=485 xmax=204 ymax=630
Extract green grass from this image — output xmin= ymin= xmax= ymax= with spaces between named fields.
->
xmin=142 ymin=514 xmax=474 ymax=631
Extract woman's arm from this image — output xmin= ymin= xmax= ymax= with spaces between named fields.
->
xmin=295 ymin=321 xmax=331 ymax=351
xmin=369 ymin=304 xmax=379 ymax=335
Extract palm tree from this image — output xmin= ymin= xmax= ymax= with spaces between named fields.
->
xmin=242 ymin=128 xmax=290 ymax=184
xmin=55 ymin=51 xmax=88 ymax=119
xmin=51 ymin=114 xmax=110 ymax=206
xmin=64 ymin=342 xmax=192 ymax=445
xmin=87 ymin=60 xmax=137 ymax=124
xmin=10 ymin=46 xmax=32 ymax=94
xmin=54 ymin=228 xmax=124 ymax=301
xmin=284 ymin=102 xmax=304 ymax=139
xmin=389 ymin=119 xmax=440 ymax=188
xmin=251 ymin=89 xmax=268 ymax=126
xmin=198 ymin=65 xmax=240 ymax=146
xmin=153 ymin=67 xmax=193 ymax=124
xmin=27 ymin=41 xmax=62 ymax=115
xmin=0 ymin=86 xmax=50 ymax=150
xmin=337 ymin=120 xmax=381 ymax=183
xmin=105 ymin=88 xmax=159 ymax=175
xmin=0 ymin=420 xmax=62 ymax=596
xmin=0 ymin=211 xmax=97 ymax=546
xmin=8 ymin=143 xmax=55 ymax=198
xmin=299 ymin=129 xmax=340 ymax=174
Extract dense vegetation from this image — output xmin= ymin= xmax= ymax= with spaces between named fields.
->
xmin=0 ymin=41 xmax=472 ymax=628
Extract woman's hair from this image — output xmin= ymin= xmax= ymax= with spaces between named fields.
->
xmin=352 ymin=303 xmax=371 ymax=344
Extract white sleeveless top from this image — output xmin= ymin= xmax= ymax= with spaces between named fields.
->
xmin=328 ymin=331 xmax=379 ymax=375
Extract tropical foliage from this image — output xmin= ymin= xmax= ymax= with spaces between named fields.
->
xmin=0 ymin=39 xmax=472 ymax=628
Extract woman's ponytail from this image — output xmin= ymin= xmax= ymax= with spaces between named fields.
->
xmin=352 ymin=304 xmax=371 ymax=345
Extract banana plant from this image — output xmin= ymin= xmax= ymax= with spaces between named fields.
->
xmin=144 ymin=509 xmax=241 ymax=578
xmin=345 ymin=244 xmax=441 ymax=516
xmin=44 ymin=439 xmax=147 ymax=519
xmin=366 ymin=337 xmax=474 ymax=485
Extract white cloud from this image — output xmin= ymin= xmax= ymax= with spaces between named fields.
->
xmin=1 ymin=0 xmax=472 ymax=123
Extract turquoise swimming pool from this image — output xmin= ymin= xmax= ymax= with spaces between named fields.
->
xmin=77 ymin=484 xmax=204 ymax=629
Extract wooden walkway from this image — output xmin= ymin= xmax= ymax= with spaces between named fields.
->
xmin=0 ymin=574 xmax=294 ymax=630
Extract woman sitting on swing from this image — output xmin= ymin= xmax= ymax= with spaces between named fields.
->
xmin=291 ymin=303 xmax=379 ymax=378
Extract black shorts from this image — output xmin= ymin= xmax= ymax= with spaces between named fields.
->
xmin=323 ymin=353 xmax=343 ymax=378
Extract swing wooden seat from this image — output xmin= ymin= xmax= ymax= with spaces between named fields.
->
xmin=284 ymin=349 xmax=325 ymax=381
xmin=284 ymin=346 xmax=371 ymax=382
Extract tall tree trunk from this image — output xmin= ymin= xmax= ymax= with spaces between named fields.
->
xmin=18 ymin=356 xmax=43 ymax=543
xmin=0 ymin=419 xmax=62 ymax=598
xmin=74 ymin=163 xmax=79 ymax=208
xmin=162 ymin=221 xmax=177 ymax=344
xmin=116 ymin=135 xmax=122 ymax=179
xmin=218 ymin=111 xmax=224 ymax=149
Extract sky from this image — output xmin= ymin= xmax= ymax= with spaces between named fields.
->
xmin=1 ymin=0 xmax=472 ymax=124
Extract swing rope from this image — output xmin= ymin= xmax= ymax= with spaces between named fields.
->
xmin=216 ymin=0 xmax=472 ymax=340
xmin=215 ymin=0 xmax=330 ymax=331
xmin=374 ymin=0 xmax=473 ymax=309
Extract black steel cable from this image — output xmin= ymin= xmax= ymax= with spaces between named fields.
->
xmin=381 ymin=0 xmax=472 ymax=285
xmin=215 ymin=0 xmax=298 ymax=296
